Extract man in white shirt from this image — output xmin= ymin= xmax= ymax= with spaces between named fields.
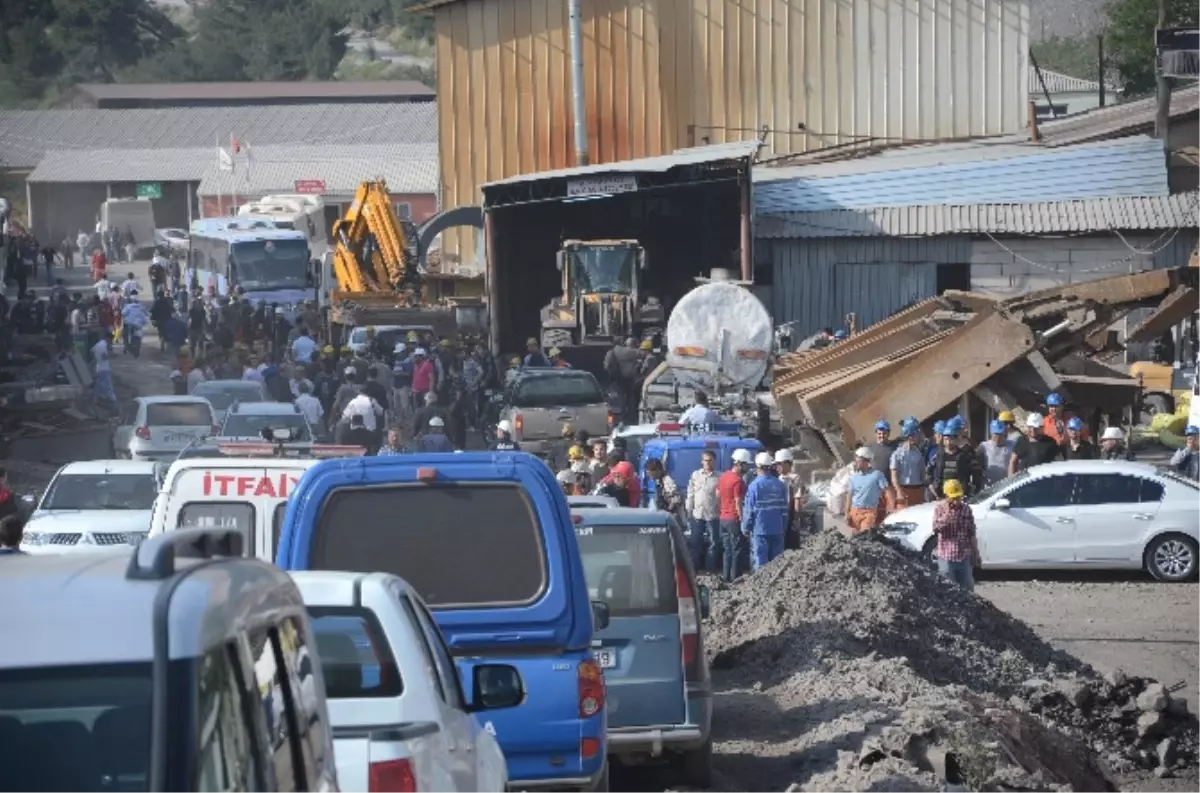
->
xmin=242 ymin=361 xmax=264 ymax=383
xmin=678 ymin=391 xmax=721 ymax=429
xmin=76 ymin=230 xmax=90 ymax=265
xmin=91 ymin=338 xmax=116 ymax=403
xmin=342 ymin=390 xmax=381 ymax=431
xmin=291 ymin=329 xmax=317 ymax=363
xmin=186 ymin=365 xmax=206 ymax=395
xmin=684 ymin=450 xmax=722 ymax=571
xmin=94 ymin=279 xmax=112 ymax=300
xmin=120 ymin=294 xmax=148 ymax=357
xmin=295 ymin=382 xmax=325 ymax=434
xmin=119 ymin=272 xmax=139 ymax=299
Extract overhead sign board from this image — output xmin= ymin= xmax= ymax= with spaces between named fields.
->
xmin=135 ymin=182 xmax=162 ymax=199
xmin=294 ymin=179 xmax=327 ymax=194
xmin=566 ymin=174 xmax=637 ymax=198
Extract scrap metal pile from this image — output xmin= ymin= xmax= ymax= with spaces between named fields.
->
xmin=773 ymin=266 xmax=1199 ymax=471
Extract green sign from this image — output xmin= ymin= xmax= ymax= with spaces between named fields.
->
xmin=136 ymin=182 xmax=162 ymax=199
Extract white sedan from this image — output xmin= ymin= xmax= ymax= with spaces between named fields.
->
xmin=883 ymin=459 xmax=1199 ymax=582
xmin=154 ymin=227 xmax=189 ymax=252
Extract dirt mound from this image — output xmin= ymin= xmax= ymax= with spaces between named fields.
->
xmin=706 ymin=531 xmax=1085 ymax=697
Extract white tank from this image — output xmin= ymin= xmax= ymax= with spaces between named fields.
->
xmin=666 ymin=280 xmax=772 ymax=391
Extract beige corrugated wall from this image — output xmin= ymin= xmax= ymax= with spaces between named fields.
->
xmin=435 ymin=0 xmax=1029 ymax=265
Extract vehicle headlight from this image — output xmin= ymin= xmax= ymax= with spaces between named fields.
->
xmin=21 ymin=531 xmax=46 ymax=546
xmin=884 ymin=522 xmax=918 ymax=535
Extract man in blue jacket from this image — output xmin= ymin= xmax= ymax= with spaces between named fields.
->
xmin=741 ymin=451 xmax=790 ymax=571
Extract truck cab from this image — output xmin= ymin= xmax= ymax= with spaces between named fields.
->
xmin=638 ymin=423 xmax=764 ymax=507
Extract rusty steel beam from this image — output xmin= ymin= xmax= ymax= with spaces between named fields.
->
xmin=774 ymin=318 xmax=945 ymax=387
xmin=840 ymin=309 xmax=1038 ymax=442
xmin=1126 ymin=286 xmax=1199 ymax=344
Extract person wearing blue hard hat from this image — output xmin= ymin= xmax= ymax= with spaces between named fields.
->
xmin=976 ymin=419 xmax=1014 ymax=485
xmin=833 ymin=329 xmax=848 ymax=341
xmin=926 ymin=417 xmax=982 ymax=500
xmin=864 ymin=419 xmax=897 ymax=488
xmin=1170 ymin=425 xmax=1199 ymax=480
xmin=889 ymin=419 xmax=928 ymax=508
xmin=1042 ymin=392 xmax=1087 ymax=445
xmin=928 ymin=420 xmax=947 ymax=465
xmin=1060 ymin=416 xmax=1095 ymax=460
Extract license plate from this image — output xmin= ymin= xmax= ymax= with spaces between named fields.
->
xmin=165 ymin=433 xmax=196 ymax=444
xmin=594 ymin=649 xmax=616 ymax=669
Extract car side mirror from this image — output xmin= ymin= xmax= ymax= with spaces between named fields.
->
xmin=468 ymin=664 xmax=525 ymax=711
xmin=698 ymin=584 xmax=711 ymax=620
xmin=591 ymin=600 xmax=611 ymax=631
xmin=992 ymin=498 xmax=1011 ymax=510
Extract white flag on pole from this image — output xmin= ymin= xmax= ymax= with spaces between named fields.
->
xmin=218 ymin=146 xmax=234 ymax=172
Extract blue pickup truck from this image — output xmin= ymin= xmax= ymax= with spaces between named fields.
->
xmin=276 ymin=452 xmax=609 ymax=790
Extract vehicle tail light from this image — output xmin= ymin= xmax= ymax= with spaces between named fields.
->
xmin=369 ymin=758 xmax=416 ymax=792
xmin=135 ymin=426 xmax=151 ymax=440
xmin=577 ymin=659 xmax=605 ymax=718
xmin=676 ymin=564 xmax=701 ymax=681
xmin=416 ymin=467 xmax=438 ymax=482
xmin=513 ymin=413 xmax=524 ymax=438
xmin=656 ymin=422 xmax=682 ymax=433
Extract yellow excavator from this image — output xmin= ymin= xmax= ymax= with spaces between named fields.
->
xmin=326 ymin=180 xmax=457 ymax=342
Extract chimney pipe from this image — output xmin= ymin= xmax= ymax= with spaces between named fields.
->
xmin=568 ymin=0 xmax=589 ymax=166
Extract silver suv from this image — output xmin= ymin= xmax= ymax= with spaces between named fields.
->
xmin=112 ymin=395 xmax=217 ymax=460
xmin=0 ymin=529 xmax=339 ymax=791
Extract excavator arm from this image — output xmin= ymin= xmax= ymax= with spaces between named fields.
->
xmin=330 ymin=180 xmax=420 ymax=295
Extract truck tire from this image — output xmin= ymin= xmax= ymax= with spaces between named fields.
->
xmin=677 ymin=739 xmax=713 ymax=788
xmin=542 ymin=328 xmax=573 ymax=350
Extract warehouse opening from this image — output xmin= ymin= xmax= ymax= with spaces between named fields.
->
xmin=481 ymin=145 xmax=756 ymax=368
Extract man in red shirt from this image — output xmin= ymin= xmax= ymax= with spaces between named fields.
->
xmin=718 ymin=449 xmax=754 ymax=582
xmin=410 ymin=348 xmax=437 ymax=405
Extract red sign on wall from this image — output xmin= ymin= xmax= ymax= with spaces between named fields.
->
xmin=294 ymin=179 xmax=327 ymax=194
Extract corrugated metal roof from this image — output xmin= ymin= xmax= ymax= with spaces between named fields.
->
xmin=1033 ymin=84 xmax=1200 ymax=146
xmin=757 ymin=139 xmax=1047 ymax=183
xmin=481 ymin=140 xmax=761 ymax=189
xmin=753 ymin=136 xmax=1169 ymax=214
xmin=755 ymin=193 xmax=1200 ymax=239
xmin=1028 ymin=68 xmax=1117 ymax=95
xmin=71 ymin=81 xmax=434 ymax=101
xmin=0 ymin=102 xmax=437 ymax=169
xmin=197 ymin=143 xmax=438 ymax=197
xmin=27 ymin=148 xmax=211 ymax=182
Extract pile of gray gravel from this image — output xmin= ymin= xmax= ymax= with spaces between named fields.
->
xmin=706 ymin=531 xmax=1085 ymax=697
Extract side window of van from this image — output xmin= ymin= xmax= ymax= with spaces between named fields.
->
xmin=196 ymin=642 xmax=258 ymax=792
xmin=247 ymin=629 xmax=300 ymax=791
xmin=276 ymin=617 xmax=327 ymax=785
xmin=179 ymin=503 xmax=255 ymax=554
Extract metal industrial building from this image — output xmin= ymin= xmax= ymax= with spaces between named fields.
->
xmin=420 ymin=0 xmax=1030 ymax=267
xmin=754 ymin=130 xmax=1199 ymax=337
xmin=0 ymin=102 xmax=438 ymax=244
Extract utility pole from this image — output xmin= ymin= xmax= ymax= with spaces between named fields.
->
xmin=1097 ymin=33 xmax=1106 ymax=108
xmin=1153 ymin=0 xmax=1172 ymax=142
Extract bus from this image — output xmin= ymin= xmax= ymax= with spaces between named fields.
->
xmin=236 ymin=195 xmax=329 ymax=261
xmin=187 ymin=218 xmax=315 ymax=319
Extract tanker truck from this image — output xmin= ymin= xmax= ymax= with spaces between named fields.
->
xmin=639 ymin=269 xmax=781 ymax=439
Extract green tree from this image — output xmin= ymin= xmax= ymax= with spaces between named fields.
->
xmin=49 ymin=0 xmax=181 ymax=82
xmin=1107 ymin=0 xmax=1199 ymax=96
xmin=0 ymin=1 xmax=64 ymax=106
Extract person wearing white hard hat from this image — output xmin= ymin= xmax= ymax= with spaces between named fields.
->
xmin=718 ymin=448 xmax=755 ymax=581
xmin=392 ymin=342 xmax=415 ymax=422
xmin=774 ymin=448 xmax=807 ymax=548
xmin=555 ymin=468 xmax=574 ymax=495
xmin=417 ymin=415 xmax=454 ymax=452
xmin=410 ymin=347 xmax=437 ymax=407
xmin=742 ymin=451 xmax=790 ymax=570
xmin=491 ymin=418 xmax=519 ymax=451
xmin=1098 ymin=426 xmax=1136 ymax=461
xmin=845 ymin=446 xmax=890 ymax=534
xmin=1009 ymin=411 xmax=1064 ymax=475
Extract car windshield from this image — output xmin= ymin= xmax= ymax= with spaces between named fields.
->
xmin=968 ymin=470 xmax=1030 ymax=504
xmin=312 ymin=483 xmax=547 ymax=608
xmin=569 ymin=245 xmax=636 ymax=295
xmin=575 ymin=522 xmax=677 ymax=617
xmin=0 ymin=661 xmax=152 ymax=791
xmin=513 ymin=373 xmax=603 ymax=408
xmin=230 ymin=238 xmax=309 ymax=291
xmin=146 ymin=403 xmax=212 ymax=426
xmin=193 ymin=382 xmax=266 ymax=411
xmin=221 ymin=413 xmax=311 ymax=441
xmin=41 ymin=473 xmax=158 ymax=511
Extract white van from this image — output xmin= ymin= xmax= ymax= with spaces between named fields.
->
xmin=149 ymin=445 xmax=364 ymax=561
xmin=101 ymin=198 xmax=156 ymax=254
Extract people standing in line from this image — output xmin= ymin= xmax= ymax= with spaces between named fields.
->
xmin=742 ymin=452 xmax=789 ymax=571
xmin=718 ymin=449 xmax=753 ymax=582
xmin=844 ymin=447 xmax=890 ymax=534
xmin=685 ymin=450 xmax=722 ymax=571
xmin=889 ymin=419 xmax=928 ymax=508
xmin=1060 ymin=417 xmax=1096 ymax=460
xmin=1009 ymin=412 xmax=1063 ymax=474
xmin=1098 ymin=426 xmax=1136 ymax=461
xmin=976 ymin=420 xmax=1015 ymax=485
xmin=931 ymin=479 xmax=979 ymax=592
xmin=1170 ymin=426 xmax=1200 ymax=480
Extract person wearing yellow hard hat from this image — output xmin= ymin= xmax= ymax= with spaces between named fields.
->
xmin=568 ymin=444 xmax=586 ymax=462
xmin=996 ymin=410 xmax=1021 ymax=443
xmin=505 ymin=356 xmax=522 ymax=387
xmin=639 ymin=339 xmax=653 ymax=351
xmin=407 ymin=330 xmax=419 ymax=343
xmin=548 ymin=346 xmax=571 ymax=368
xmin=931 ymin=478 xmax=978 ymax=591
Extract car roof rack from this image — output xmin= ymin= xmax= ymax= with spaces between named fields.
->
xmin=126 ymin=528 xmax=246 ymax=581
